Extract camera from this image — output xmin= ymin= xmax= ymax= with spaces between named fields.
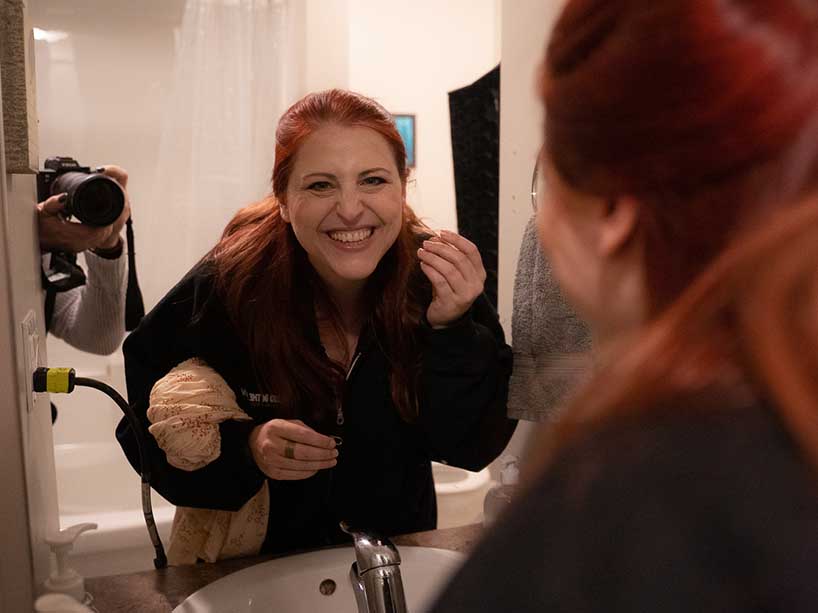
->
xmin=36 ymin=156 xmax=125 ymax=227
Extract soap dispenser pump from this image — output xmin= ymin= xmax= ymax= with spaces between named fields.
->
xmin=483 ymin=455 xmax=519 ymax=526
xmin=43 ymin=523 xmax=97 ymax=604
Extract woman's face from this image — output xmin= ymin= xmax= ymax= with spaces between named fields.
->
xmin=282 ymin=124 xmax=405 ymax=293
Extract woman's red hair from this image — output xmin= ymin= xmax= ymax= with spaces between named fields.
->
xmin=209 ymin=89 xmax=428 ymax=424
xmin=534 ymin=0 xmax=818 ymax=473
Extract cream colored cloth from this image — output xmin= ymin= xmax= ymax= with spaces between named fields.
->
xmin=147 ymin=357 xmax=268 ymax=565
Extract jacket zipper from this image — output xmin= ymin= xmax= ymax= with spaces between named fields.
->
xmin=325 ymin=351 xmax=362 ymax=544
xmin=336 ymin=352 xmax=362 ymax=425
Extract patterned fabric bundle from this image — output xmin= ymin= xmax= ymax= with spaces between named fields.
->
xmin=148 ymin=358 xmax=267 ymax=564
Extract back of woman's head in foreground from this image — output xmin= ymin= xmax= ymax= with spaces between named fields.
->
xmin=537 ymin=0 xmax=818 ymax=472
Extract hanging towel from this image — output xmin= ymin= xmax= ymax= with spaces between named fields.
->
xmin=507 ymin=216 xmax=592 ymax=421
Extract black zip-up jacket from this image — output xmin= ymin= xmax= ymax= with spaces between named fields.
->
xmin=117 ymin=261 xmax=516 ymax=554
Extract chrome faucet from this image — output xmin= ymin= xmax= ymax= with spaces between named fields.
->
xmin=340 ymin=521 xmax=408 ymax=613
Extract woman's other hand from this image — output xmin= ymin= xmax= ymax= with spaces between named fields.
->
xmin=248 ymin=419 xmax=338 ymax=480
xmin=418 ymin=230 xmax=486 ymax=328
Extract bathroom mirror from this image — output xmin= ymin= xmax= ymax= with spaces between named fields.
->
xmin=31 ymin=0 xmax=504 ymax=577
xmin=531 ymin=155 xmax=541 ymax=213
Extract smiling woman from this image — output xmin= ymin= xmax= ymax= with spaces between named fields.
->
xmin=116 ymin=89 xmax=516 ymax=565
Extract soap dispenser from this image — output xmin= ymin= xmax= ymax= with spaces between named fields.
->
xmin=43 ymin=523 xmax=97 ymax=605
xmin=483 ymin=455 xmax=519 ymax=526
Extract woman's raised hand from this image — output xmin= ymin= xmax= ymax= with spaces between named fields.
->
xmin=418 ymin=230 xmax=486 ymax=328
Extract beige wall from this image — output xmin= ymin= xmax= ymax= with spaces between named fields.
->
xmin=0 ymin=9 xmax=59 ymax=605
xmin=0 ymin=101 xmax=35 ymax=613
xmin=498 ymin=0 xmax=562 ymax=334
xmin=3 ymin=172 xmax=58 ymax=602
xmin=497 ymin=0 xmax=563 ymax=455
xmin=304 ymin=0 xmax=349 ymax=93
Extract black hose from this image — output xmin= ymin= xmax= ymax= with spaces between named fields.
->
xmin=73 ymin=377 xmax=167 ymax=569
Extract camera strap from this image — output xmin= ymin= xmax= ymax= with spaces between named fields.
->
xmin=44 ymin=287 xmax=56 ymax=334
xmin=41 ymin=218 xmax=145 ymax=333
xmin=42 ymin=252 xmax=87 ymax=333
xmin=124 ymin=217 xmax=145 ymax=331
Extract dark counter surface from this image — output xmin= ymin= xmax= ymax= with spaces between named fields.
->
xmin=85 ymin=523 xmax=483 ymax=612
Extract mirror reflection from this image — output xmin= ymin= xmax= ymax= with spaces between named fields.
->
xmin=30 ymin=0 xmax=512 ymax=583
xmin=118 ymin=89 xmax=514 ymax=565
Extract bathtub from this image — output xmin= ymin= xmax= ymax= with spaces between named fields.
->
xmin=54 ymin=442 xmax=175 ymax=578
xmin=54 ymin=442 xmax=490 ymax=578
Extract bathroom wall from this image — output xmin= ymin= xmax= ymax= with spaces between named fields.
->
xmin=0 ymin=119 xmax=37 ymax=613
xmin=1 ymin=173 xmax=58 ymax=607
xmin=0 ymin=2 xmax=60 ymax=602
xmin=304 ymin=0 xmax=348 ymax=92
xmin=497 ymin=0 xmax=564 ymax=457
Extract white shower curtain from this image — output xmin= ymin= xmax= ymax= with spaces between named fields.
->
xmin=141 ymin=0 xmax=296 ymax=308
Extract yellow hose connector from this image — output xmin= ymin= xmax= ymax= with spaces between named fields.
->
xmin=32 ymin=367 xmax=76 ymax=394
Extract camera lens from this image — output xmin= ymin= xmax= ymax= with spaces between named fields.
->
xmin=73 ymin=177 xmax=124 ymax=226
xmin=52 ymin=172 xmax=125 ymax=227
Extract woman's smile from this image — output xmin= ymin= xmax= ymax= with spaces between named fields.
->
xmin=325 ymin=226 xmax=377 ymax=250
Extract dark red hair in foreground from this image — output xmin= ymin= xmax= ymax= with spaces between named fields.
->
xmin=537 ymin=0 xmax=818 ymax=472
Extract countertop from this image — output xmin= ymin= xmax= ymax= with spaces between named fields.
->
xmin=85 ymin=523 xmax=483 ymax=612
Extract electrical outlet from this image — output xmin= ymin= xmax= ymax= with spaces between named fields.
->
xmin=20 ymin=310 xmax=39 ymax=412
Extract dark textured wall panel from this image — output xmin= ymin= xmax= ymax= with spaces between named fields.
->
xmin=448 ymin=64 xmax=500 ymax=309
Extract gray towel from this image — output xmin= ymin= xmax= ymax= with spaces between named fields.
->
xmin=507 ymin=216 xmax=592 ymax=421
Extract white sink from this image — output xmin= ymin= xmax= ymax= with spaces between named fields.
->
xmin=173 ymin=546 xmax=464 ymax=613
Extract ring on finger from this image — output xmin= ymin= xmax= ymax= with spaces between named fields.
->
xmin=284 ymin=439 xmax=296 ymax=460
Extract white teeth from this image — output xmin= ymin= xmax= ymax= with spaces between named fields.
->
xmin=328 ymin=228 xmax=373 ymax=243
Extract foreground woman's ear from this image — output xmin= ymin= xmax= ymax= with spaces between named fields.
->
xmin=598 ymin=195 xmax=640 ymax=257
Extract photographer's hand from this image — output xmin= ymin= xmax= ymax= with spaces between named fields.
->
xmin=38 ymin=193 xmax=110 ymax=253
xmin=94 ymin=165 xmax=131 ymax=250
xmin=37 ymin=165 xmax=132 ymax=254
